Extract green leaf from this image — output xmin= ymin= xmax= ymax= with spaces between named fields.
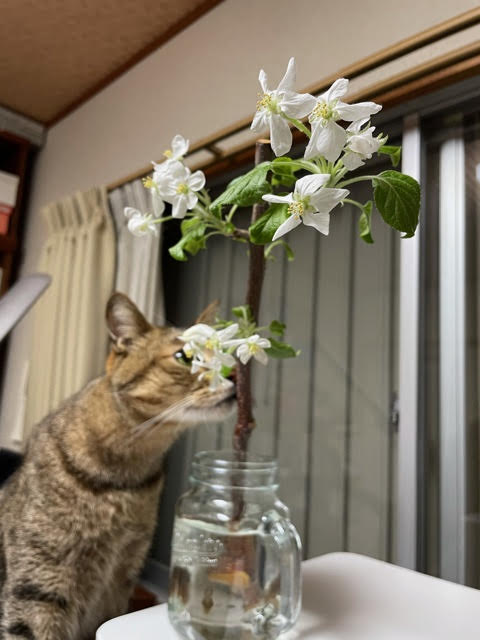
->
xmin=249 ymin=204 xmax=289 ymax=245
xmin=372 ymin=170 xmax=420 ymax=238
xmin=211 ymin=162 xmax=272 ymax=212
xmin=269 ymin=320 xmax=286 ymax=337
xmin=265 ymin=338 xmax=298 ymax=359
xmin=358 ymin=201 xmax=374 ymax=244
xmin=231 ymin=305 xmax=253 ymax=322
xmin=168 ymin=221 xmax=207 ymax=261
xmin=378 ymin=145 xmax=402 ymax=167
xmin=169 ymin=241 xmax=187 ymax=262
xmin=181 ymin=217 xmax=204 ymax=234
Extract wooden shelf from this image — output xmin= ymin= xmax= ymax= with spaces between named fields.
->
xmin=0 ymin=235 xmax=17 ymax=253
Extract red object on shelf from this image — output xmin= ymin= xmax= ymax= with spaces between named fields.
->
xmin=0 ymin=204 xmax=13 ymax=235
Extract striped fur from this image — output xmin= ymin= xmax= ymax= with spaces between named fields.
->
xmin=0 ymin=293 xmax=235 ymax=640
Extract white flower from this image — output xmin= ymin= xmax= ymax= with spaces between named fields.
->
xmin=251 ymin=57 xmax=316 ymax=157
xmin=179 ymin=323 xmax=239 ymax=368
xmin=159 ymin=163 xmax=206 ymax=219
xmin=342 ymin=119 xmax=386 ymax=171
xmin=262 ymin=174 xmax=349 ymax=240
xmin=164 ymin=134 xmax=189 ymax=161
xmin=305 ymin=79 xmax=382 ymax=162
xmin=152 ymin=134 xmax=190 ymax=176
xmin=148 ymin=135 xmax=190 ymax=211
xmin=236 ymin=335 xmax=271 ymax=365
xmin=124 ymin=207 xmax=158 ymax=236
xmin=195 ymin=357 xmax=233 ymax=390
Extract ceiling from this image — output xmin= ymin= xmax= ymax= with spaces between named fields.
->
xmin=0 ymin=0 xmax=222 ymax=126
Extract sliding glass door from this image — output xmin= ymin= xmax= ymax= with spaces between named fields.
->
xmin=421 ymin=105 xmax=480 ymax=588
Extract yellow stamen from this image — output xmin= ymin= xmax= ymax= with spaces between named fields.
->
xmin=249 ymin=343 xmax=260 ymax=354
xmin=176 ymin=183 xmax=189 ymax=195
xmin=256 ymin=92 xmax=276 ymax=112
xmin=205 ymin=337 xmax=219 ymax=350
xmin=288 ymin=201 xmax=305 ymax=220
xmin=142 ymin=176 xmax=154 ymax=189
xmin=163 ymin=149 xmax=173 ymax=158
xmin=312 ymin=101 xmax=334 ymax=121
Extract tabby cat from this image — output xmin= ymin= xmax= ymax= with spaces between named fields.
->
xmin=0 ymin=292 xmax=235 ymax=640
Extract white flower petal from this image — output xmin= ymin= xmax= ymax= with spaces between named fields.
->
xmin=305 ymin=120 xmax=346 ymax=162
xmin=188 ymin=170 xmax=206 ymax=191
xmin=180 ymin=324 xmax=214 ymax=341
xmin=272 ymin=214 xmax=301 ymax=241
xmin=151 ymin=191 xmax=165 ymax=217
xmin=256 ymin=337 xmax=271 ymax=349
xmin=277 ymin=57 xmax=296 ymax=93
xmin=309 ymin=187 xmax=349 ymax=213
xmin=127 ymin=213 xmax=157 ymax=237
xmin=269 ymin=113 xmax=292 ymax=157
xmin=217 ymin=323 xmax=240 ymax=341
xmin=336 ymin=100 xmax=382 ymax=122
xmin=186 ymin=192 xmax=198 ymax=210
xmin=280 ymin=91 xmax=317 ymax=119
xmin=124 ymin=206 xmax=140 ymax=219
xmin=171 ymin=134 xmax=189 ymax=159
xmin=259 ymin=69 xmax=269 ymax=93
xmin=342 ymin=152 xmax=365 ymax=171
xmin=295 ymin=174 xmax=330 ymax=198
xmin=302 ymin=210 xmax=331 ymax=235
xmin=262 ymin=193 xmax=293 ymax=205
xmin=172 ymin=195 xmax=188 ymax=219
xmin=321 ymin=78 xmax=349 ymax=103
xmin=346 ymin=117 xmax=370 ymax=133
xmin=251 ymin=109 xmax=268 ymax=133
xmin=237 ymin=343 xmax=252 ymax=365
xmin=254 ymin=349 xmax=269 ymax=365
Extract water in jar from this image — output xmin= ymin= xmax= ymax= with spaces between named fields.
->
xmin=168 ymin=517 xmax=290 ymax=640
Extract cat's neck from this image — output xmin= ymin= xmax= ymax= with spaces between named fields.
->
xmin=52 ymin=375 xmax=175 ymax=490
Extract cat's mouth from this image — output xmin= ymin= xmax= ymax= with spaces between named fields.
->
xmin=181 ymin=385 xmax=237 ymax=423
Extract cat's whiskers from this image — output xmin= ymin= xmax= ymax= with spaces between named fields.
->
xmin=127 ymin=395 xmax=197 ymax=443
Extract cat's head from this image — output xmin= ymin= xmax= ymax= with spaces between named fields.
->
xmin=105 ymin=293 xmax=236 ymax=430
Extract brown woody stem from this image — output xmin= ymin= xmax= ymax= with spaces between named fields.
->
xmin=233 ymin=140 xmax=271 ymax=455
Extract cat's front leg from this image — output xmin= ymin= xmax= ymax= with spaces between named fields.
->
xmin=1 ymin=578 xmax=78 ymax=640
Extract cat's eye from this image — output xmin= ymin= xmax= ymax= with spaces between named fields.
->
xmin=174 ymin=349 xmax=193 ymax=366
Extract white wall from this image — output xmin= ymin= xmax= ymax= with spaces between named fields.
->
xmin=1 ymin=0 xmax=478 ymax=447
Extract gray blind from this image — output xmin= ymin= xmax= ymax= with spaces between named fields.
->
xmin=152 ymin=175 xmax=399 ymax=564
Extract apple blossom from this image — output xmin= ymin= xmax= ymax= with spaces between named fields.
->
xmin=194 ymin=357 xmax=233 ymax=390
xmin=262 ymin=174 xmax=349 ymax=240
xmin=251 ymin=57 xmax=316 ymax=157
xmin=305 ymin=79 xmax=382 ymax=162
xmin=236 ymin=335 xmax=271 ymax=365
xmin=151 ymin=134 xmax=190 ymax=178
xmin=124 ymin=207 xmax=158 ymax=236
xmin=158 ymin=163 xmax=206 ymax=219
xmin=342 ymin=119 xmax=386 ymax=171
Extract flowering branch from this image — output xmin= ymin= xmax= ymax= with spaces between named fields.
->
xmin=125 ymin=56 xmax=421 ymax=458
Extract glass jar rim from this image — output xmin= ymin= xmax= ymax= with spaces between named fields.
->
xmin=192 ymin=450 xmax=277 ymax=472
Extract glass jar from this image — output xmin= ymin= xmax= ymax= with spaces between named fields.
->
xmin=168 ymin=451 xmax=302 ymax=640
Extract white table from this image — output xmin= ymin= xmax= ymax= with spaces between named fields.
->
xmin=97 ymin=552 xmax=480 ymax=639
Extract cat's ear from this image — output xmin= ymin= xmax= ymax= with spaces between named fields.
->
xmin=196 ymin=300 xmax=219 ymax=325
xmin=106 ymin=292 xmax=151 ymax=352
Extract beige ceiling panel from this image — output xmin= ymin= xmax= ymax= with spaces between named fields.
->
xmin=0 ymin=0 xmax=220 ymax=124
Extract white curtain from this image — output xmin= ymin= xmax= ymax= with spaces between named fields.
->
xmin=108 ymin=179 xmax=165 ymax=325
xmin=24 ymin=186 xmax=116 ymax=435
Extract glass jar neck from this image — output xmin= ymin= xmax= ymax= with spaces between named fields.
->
xmin=190 ymin=450 xmax=278 ymax=490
